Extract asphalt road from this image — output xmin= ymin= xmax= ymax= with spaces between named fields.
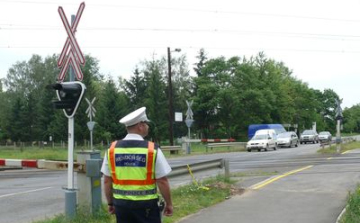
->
xmin=0 ymin=169 xmax=66 ymax=223
xmin=1 ymin=142 xmax=360 ymax=223
xmin=179 ymin=150 xmax=360 ymax=223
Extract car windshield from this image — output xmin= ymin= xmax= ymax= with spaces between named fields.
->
xmin=277 ymin=132 xmax=292 ymax=138
xmin=302 ymin=130 xmax=315 ymax=135
xmin=252 ymin=134 xmax=268 ymax=140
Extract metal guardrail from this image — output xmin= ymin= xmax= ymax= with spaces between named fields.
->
xmin=320 ymin=136 xmax=356 ymax=149
xmin=161 ymin=145 xmax=182 ymax=153
xmin=341 ymin=136 xmax=356 ymax=143
xmin=205 ymin=142 xmax=246 ymax=152
xmin=167 ymin=158 xmax=229 ymax=179
xmin=35 ymin=158 xmax=229 ymax=180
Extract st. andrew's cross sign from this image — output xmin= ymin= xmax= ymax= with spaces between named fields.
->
xmin=57 ymin=2 xmax=85 ymax=82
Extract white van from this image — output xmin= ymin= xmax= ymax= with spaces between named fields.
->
xmin=246 ymin=129 xmax=277 ymax=152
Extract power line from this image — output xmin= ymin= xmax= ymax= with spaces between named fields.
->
xmin=2 ymin=45 xmax=360 ymax=54
xmin=1 ymin=0 xmax=360 ymax=24
xmin=2 ymin=25 xmax=360 ymax=41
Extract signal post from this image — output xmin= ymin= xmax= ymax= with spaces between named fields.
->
xmin=48 ymin=2 xmax=102 ymax=219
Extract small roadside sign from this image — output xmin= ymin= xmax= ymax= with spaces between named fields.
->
xmin=87 ymin=121 xmax=96 ymax=131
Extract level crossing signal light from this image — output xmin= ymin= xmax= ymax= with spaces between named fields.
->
xmin=48 ymin=81 xmax=86 ymax=118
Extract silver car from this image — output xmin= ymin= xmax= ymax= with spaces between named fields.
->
xmin=318 ymin=131 xmax=332 ymax=143
xmin=300 ymin=130 xmax=319 ymax=144
xmin=277 ymin=131 xmax=299 ymax=148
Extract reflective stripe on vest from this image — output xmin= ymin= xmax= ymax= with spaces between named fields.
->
xmin=113 ymin=188 xmax=157 ymax=196
xmin=109 ymin=141 xmax=156 ymax=185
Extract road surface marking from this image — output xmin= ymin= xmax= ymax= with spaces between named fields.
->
xmin=0 ymin=187 xmax=52 ymax=199
xmin=250 ymin=165 xmax=313 ymax=190
xmin=341 ymin=150 xmax=351 ymax=154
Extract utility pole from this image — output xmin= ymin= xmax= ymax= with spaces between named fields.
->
xmin=167 ymin=47 xmax=181 ymax=146
xmin=167 ymin=47 xmax=174 ymax=146
xmin=335 ymin=99 xmax=343 ymax=153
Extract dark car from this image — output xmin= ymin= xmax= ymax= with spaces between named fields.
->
xmin=300 ymin=130 xmax=319 ymax=144
xmin=318 ymin=131 xmax=332 ymax=143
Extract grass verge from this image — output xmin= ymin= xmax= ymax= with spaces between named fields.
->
xmin=165 ymin=175 xmax=244 ymax=223
xmin=0 ymin=143 xmax=247 ymax=160
xmin=0 ymin=146 xmax=82 ymax=160
xmin=339 ymin=185 xmax=360 ymax=223
xmin=33 ymin=175 xmax=243 ymax=223
xmin=33 ymin=205 xmax=115 ymax=223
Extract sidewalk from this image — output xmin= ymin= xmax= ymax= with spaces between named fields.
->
xmin=176 ymin=179 xmax=257 ymax=223
xmin=177 ymin=193 xmax=249 ymax=223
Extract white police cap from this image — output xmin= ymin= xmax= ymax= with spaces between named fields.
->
xmin=119 ymin=107 xmax=150 ymax=127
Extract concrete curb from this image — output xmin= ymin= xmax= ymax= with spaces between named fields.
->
xmin=336 ymin=205 xmax=347 ymax=223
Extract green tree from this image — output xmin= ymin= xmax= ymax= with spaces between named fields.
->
xmin=95 ymin=77 xmax=128 ymax=145
xmin=168 ymin=54 xmax=191 ymax=139
xmin=142 ymin=59 xmax=168 ymax=143
xmin=342 ymin=105 xmax=360 ymax=133
xmin=3 ymin=55 xmax=57 ymax=142
xmin=122 ymin=67 xmax=146 ymax=109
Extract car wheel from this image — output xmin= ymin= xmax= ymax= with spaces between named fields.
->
xmin=258 ymin=149 xmax=261 ymax=152
xmin=247 ymin=149 xmax=251 ymax=152
xmin=295 ymin=141 xmax=298 ymax=147
xmin=274 ymin=144 xmax=277 ymax=150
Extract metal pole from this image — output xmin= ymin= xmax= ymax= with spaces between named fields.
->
xmin=68 ymin=117 xmax=74 ymax=189
xmin=224 ymin=159 xmax=230 ymax=180
xmin=65 ymin=117 xmax=76 ymax=219
xmin=69 ymin=15 xmax=76 ymax=82
xmin=187 ymin=127 xmax=191 ymax=154
xmin=188 ymin=127 xmax=190 ymax=141
xmin=89 ymin=108 xmax=93 ymax=151
xmin=90 ymin=130 xmax=93 ymax=151
xmin=167 ymin=47 xmax=174 ymax=146
xmin=65 ymin=14 xmax=77 ymax=220
xmin=336 ymin=119 xmax=341 ymax=153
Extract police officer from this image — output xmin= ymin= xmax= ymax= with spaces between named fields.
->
xmin=101 ymin=107 xmax=173 ymax=223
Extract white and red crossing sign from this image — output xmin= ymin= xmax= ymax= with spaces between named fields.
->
xmin=57 ymin=2 xmax=86 ymax=82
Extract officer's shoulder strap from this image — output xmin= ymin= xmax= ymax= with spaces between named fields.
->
xmin=110 ymin=140 xmax=118 ymax=150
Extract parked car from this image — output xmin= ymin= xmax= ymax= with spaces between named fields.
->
xmin=276 ymin=131 xmax=299 ymax=148
xmin=300 ymin=130 xmax=319 ymax=144
xmin=318 ymin=131 xmax=332 ymax=143
xmin=246 ymin=129 xmax=277 ymax=152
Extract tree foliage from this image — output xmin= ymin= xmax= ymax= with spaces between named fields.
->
xmin=0 ymin=50 xmax=355 ymax=147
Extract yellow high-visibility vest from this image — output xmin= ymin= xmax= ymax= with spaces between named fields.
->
xmin=108 ymin=141 xmax=158 ymax=201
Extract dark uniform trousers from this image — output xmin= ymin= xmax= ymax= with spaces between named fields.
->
xmin=114 ymin=199 xmax=161 ymax=223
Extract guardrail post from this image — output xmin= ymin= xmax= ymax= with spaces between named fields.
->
xmin=181 ymin=138 xmax=187 ymax=154
xmin=223 ymin=159 xmax=230 ymax=180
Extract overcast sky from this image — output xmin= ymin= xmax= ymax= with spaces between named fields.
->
xmin=1 ymin=0 xmax=360 ymax=108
